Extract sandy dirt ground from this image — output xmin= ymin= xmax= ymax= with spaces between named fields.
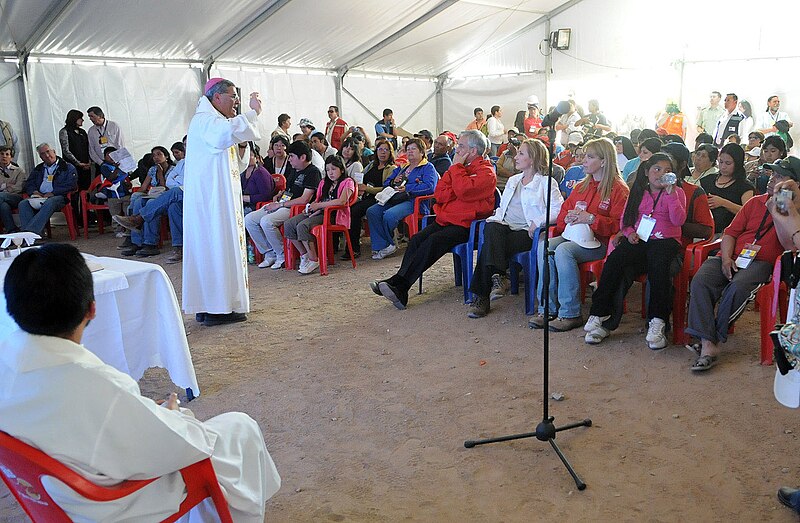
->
xmin=2 ymin=228 xmax=800 ymax=522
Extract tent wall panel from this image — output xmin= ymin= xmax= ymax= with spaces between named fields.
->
xmin=442 ymin=74 xmax=546 ymax=135
xmin=447 ymin=22 xmax=548 ymax=78
xmin=0 ymin=63 xmax=32 ymax=168
xmin=340 ymin=75 xmax=437 ymax=143
xmin=212 ymin=65 xmax=337 ymax=151
xmin=28 ymin=62 xmax=201 ymax=162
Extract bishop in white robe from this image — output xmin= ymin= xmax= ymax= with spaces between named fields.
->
xmin=182 ymin=79 xmax=262 ymax=324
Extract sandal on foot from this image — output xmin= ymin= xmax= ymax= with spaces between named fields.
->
xmin=685 ymin=343 xmax=701 ymax=357
xmin=691 ymin=354 xmax=718 ymax=372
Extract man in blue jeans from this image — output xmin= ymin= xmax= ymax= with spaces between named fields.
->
xmin=19 ymin=143 xmax=77 ymax=236
xmin=115 ymin=141 xmax=185 ymax=262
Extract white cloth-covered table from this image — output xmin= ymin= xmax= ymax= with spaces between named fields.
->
xmin=0 ymin=253 xmax=200 ymax=397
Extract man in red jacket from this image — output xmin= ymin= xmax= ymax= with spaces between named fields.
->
xmin=370 ymin=130 xmax=497 ymax=309
xmin=324 ymin=106 xmax=348 ymax=151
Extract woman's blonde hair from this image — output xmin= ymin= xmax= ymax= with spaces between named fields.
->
xmin=576 ymin=137 xmax=620 ymax=200
xmin=519 ymin=139 xmax=549 ymax=174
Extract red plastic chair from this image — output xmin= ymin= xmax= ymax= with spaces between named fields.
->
xmin=79 ymin=176 xmax=110 ymax=239
xmin=688 ymin=240 xmax=788 ymax=364
xmin=310 ymin=188 xmax=359 ymax=275
xmin=271 ymin=173 xmax=286 ymax=194
xmin=26 ymin=192 xmax=78 ymax=241
xmin=402 ymin=194 xmax=435 ymax=238
xmin=0 ymin=430 xmax=233 ymax=523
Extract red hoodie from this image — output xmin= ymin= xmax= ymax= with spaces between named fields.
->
xmin=554 ymin=176 xmax=629 ymax=244
xmin=433 ymin=156 xmax=497 ymax=228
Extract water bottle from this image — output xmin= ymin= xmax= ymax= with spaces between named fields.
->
xmin=247 ymin=243 xmax=255 ymax=264
xmin=659 ymin=173 xmax=677 ymax=186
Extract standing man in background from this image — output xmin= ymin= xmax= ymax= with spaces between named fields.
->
xmin=0 ymin=118 xmax=18 ymax=159
xmin=86 ymin=106 xmax=125 ymax=169
xmin=324 ymin=106 xmax=348 ymax=150
xmin=696 ymin=91 xmax=725 ymax=135
xmin=183 ymin=78 xmax=262 ymax=327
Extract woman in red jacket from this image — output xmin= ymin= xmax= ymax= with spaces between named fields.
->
xmin=530 ymin=137 xmax=629 ymax=332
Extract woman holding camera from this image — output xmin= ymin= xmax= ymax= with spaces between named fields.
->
xmin=582 ymin=153 xmax=687 ymax=349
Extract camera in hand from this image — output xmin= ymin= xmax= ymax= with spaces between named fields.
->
xmin=775 ymin=187 xmax=794 ymax=215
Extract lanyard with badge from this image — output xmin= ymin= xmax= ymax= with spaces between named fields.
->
xmin=636 ymin=189 xmax=664 ymax=241
xmin=735 ymin=209 xmax=772 ymax=269
xmin=98 ymin=123 xmax=108 ymax=145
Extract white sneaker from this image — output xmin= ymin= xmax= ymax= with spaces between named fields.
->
xmin=646 ymin=318 xmax=667 ymax=351
xmin=371 ymin=250 xmax=382 ymax=260
xmin=299 ymin=259 xmax=320 ymax=275
xmin=379 ymin=244 xmax=397 ymax=258
xmin=298 ymin=254 xmax=309 ymax=273
xmin=583 ymin=315 xmax=610 ymax=345
xmin=270 ymin=256 xmax=285 ymax=269
xmin=258 ymin=254 xmax=277 ymax=268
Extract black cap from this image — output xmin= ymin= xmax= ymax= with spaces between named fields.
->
xmin=765 ymin=156 xmax=800 ymax=181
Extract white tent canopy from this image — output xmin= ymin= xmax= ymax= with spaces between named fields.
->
xmin=1 ymin=0 xmax=797 ymax=169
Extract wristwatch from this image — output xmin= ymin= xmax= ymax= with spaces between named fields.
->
xmin=587 ymin=213 xmax=595 ymax=224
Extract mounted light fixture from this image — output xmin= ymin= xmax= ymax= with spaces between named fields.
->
xmin=550 ymin=28 xmax=571 ymax=50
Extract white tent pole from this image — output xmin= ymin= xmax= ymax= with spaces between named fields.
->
xmin=544 ymin=18 xmax=551 ymax=107
xmin=18 ymin=0 xmax=77 ymax=55
xmin=436 ymin=74 xmax=446 ymax=134
xmin=337 ymin=0 xmax=457 ymax=73
xmin=335 ymin=69 xmax=344 ymax=113
xmin=17 ymin=57 xmax=36 ymax=169
xmin=0 ymin=72 xmax=21 ymax=92
xmin=341 ymin=86 xmax=381 ymax=122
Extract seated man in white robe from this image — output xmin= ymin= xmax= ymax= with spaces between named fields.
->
xmin=0 ymin=243 xmax=280 ymax=522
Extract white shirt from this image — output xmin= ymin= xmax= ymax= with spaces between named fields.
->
xmin=755 ymin=109 xmax=792 ymax=136
xmin=487 ymin=116 xmax=505 ymax=145
xmin=488 ymin=172 xmax=563 ymax=230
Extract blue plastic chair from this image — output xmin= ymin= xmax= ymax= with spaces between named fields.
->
xmin=507 ymin=226 xmax=546 ymax=316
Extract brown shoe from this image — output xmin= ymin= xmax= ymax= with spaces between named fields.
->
xmin=549 ymin=316 xmax=584 ymax=332
xmin=489 ymin=274 xmax=511 ymax=301
xmin=468 ymin=296 xmax=490 ymax=318
xmin=113 ymin=214 xmax=144 ymax=232
xmin=165 ymin=247 xmax=182 ymax=264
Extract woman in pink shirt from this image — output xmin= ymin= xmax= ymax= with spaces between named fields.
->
xmin=583 ymin=152 xmax=687 ymax=349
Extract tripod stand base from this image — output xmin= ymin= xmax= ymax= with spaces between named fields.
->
xmin=464 ymin=417 xmax=592 ymax=490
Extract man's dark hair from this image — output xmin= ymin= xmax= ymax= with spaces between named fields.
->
xmin=311 ymin=132 xmax=328 ymax=145
xmin=711 ymin=91 xmax=722 ymax=98
xmin=6 ymin=243 xmax=94 ymax=336
xmin=0 ymin=145 xmax=12 ymax=155
xmin=292 ymin=133 xmax=307 ymax=143
xmin=86 ymin=106 xmax=104 ymax=118
xmin=473 ymin=107 xmax=483 ymax=116
xmin=278 ymin=113 xmax=290 ymax=126
xmin=171 ymin=141 xmax=185 ymax=153
xmin=287 ymin=140 xmax=312 ymax=163
xmin=695 ymin=133 xmax=713 ymax=146
xmin=696 ymin=143 xmax=718 ymax=164
xmin=382 ymin=108 xmax=393 ymax=118
xmin=329 ymin=105 xmax=339 ymax=114
xmin=638 ymin=128 xmax=659 ymax=141
xmin=727 ymin=93 xmax=738 ymax=102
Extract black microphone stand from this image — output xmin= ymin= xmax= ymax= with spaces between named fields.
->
xmin=464 ymin=124 xmax=592 ymax=490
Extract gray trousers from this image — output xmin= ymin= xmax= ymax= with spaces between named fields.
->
xmin=685 ymin=256 xmax=772 ymax=344
xmin=283 ymin=212 xmax=324 ymax=242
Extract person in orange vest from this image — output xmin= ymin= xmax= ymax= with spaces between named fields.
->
xmin=656 ymin=102 xmax=687 ymax=140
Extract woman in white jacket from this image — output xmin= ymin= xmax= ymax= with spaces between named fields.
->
xmin=468 ymin=138 xmax=563 ymax=317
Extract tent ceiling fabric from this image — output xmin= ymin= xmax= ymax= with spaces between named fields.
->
xmin=0 ymin=0 xmax=571 ymax=75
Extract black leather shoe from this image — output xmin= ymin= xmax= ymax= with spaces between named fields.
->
xmin=341 ymin=250 xmax=361 ymax=261
xmin=203 ymin=312 xmax=247 ymax=326
xmin=136 ymin=244 xmax=161 ymax=257
xmin=121 ymin=245 xmax=141 ymax=257
xmin=369 ymin=280 xmax=383 ymax=296
xmin=378 ymin=281 xmax=408 ymax=310
xmin=778 ymin=487 xmax=800 ymax=511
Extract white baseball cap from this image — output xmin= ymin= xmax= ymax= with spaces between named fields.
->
xmin=527 ymin=95 xmax=540 ymax=106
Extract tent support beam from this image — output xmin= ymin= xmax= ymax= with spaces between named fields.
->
xmin=440 ymin=0 xmax=587 ymax=78
xmin=335 ymin=69 xmax=344 ymax=113
xmin=399 ymin=86 xmax=438 ymax=130
xmin=337 ymin=0 xmax=457 ymax=73
xmin=341 ymin=86 xmax=380 ymax=123
xmin=18 ymin=0 xmax=77 ymax=56
xmin=435 ymin=74 xmax=446 ymax=134
xmin=204 ymin=0 xmax=292 ymax=64
xmin=544 ymin=18 xmax=551 ymax=106
xmin=17 ymin=57 xmax=36 ymax=168
xmin=0 ymin=72 xmax=21 ymax=92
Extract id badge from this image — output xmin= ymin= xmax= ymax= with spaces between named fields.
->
xmin=46 ymin=174 xmax=54 ymax=183
xmin=279 ymin=193 xmax=292 ymax=203
xmin=735 ymin=243 xmax=761 ymax=269
xmin=636 ymin=215 xmax=656 ymax=242
xmin=99 ymin=136 xmax=108 ymax=145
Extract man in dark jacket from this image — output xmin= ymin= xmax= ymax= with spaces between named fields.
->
xmin=370 ymin=130 xmax=496 ymax=309
xmin=19 ymin=143 xmax=77 ymax=235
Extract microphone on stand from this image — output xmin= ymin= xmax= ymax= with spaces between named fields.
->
xmin=541 ymin=100 xmax=573 ymax=128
